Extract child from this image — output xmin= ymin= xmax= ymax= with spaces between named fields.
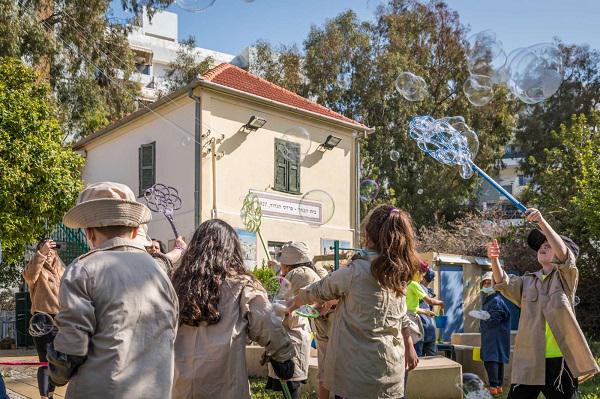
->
xmin=479 ymin=271 xmax=510 ymax=396
xmin=171 ymin=219 xmax=294 ymax=399
xmin=487 ymin=208 xmax=599 ymax=399
xmin=407 ymin=261 xmax=444 ymax=350
xmin=289 ymin=205 xmax=420 ymax=398
xmin=49 ymin=182 xmax=178 ymax=399
xmin=266 ymin=241 xmax=320 ymax=399
xmin=416 ymin=269 xmax=439 ymax=357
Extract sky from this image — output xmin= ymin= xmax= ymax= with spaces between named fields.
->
xmin=111 ymin=1 xmax=600 ymax=56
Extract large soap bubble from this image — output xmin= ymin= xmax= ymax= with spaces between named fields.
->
xmin=507 ymin=43 xmax=563 ymax=104
xmin=360 ymin=180 xmax=380 ymax=202
xmin=389 ymin=150 xmax=400 ymax=161
xmin=466 ymin=30 xmax=507 ymax=79
xmin=176 ymin=0 xmax=216 ymax=12
xmin=463 ymin=75 xmax=494 ymax=106
xmin=299 ymin=189 xmax=335 ymax=225
xmin=278 ymin=126 xmax=312 ymax=162
xmin=395 ymin=72 xmax=428 ymax=102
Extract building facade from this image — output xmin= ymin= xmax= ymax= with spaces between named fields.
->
xmin=75 ymin=63 xmax=372 ymax=268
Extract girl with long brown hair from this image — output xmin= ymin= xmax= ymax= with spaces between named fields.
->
xmin=288 ymin=205 xmax=420 ymax=399
xmin=171 ymin=219 xmax=294 ymax=399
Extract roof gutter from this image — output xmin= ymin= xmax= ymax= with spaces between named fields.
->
xmin=187 ymin=89 xmax=203 ymax=229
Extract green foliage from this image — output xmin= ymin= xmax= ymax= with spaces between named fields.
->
xmin=165 ymin=36 xmax=215 ymax=93
xmin=0 ymin=0 xmax=171 ymax=139
xmin=522 ymin=112 xmax=600 ymax=337
xmin=252 ymin=263 xmax=278 ymax=297
xmin=250 ymin=1 xmax=518 ymax=227
xmin=0 ymin=57 xmax=84 ymax=286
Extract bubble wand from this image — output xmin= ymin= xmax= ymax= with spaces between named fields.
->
xmin=144 ymin=183 xmax=183 ymax=238
xmin=408 ymin=115 xmax=527 ymax=213
xmin=241 ymin=192 xmax=271 ymax=261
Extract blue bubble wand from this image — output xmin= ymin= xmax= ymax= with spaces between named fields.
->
xmin=408 ymin=115 xmax=527 ymax=213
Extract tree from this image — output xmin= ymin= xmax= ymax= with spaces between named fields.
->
xmin=250 ymin=1 xmax=519 ymax=227
xmin=0 ymin=0 xmax=171 ymax=140
xmin=0 ymin=58 xmax=84 ymax=286
xmin=165 ymin=36 xmax=215 ymax=93
xmin=522 ymin=113 xmax=600 ymax=338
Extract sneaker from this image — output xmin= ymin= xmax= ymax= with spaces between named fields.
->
xmin=488 ymin=387 xmax=500 ymax=395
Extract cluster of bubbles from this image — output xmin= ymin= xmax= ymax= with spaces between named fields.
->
xmin=176 ymin=0 xmax=254 ymax=12
xmin=465 ymin=30 xmax=563 ymax=106
xmin=457 ymin=373 xmax=493 ymax=399
xmin=408 ymin=115 xmax=479 ymax=179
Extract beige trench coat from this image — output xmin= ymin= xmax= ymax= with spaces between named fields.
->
xmin=299 ymin=257 xmax=410 ymax=399
xmin=53 ymin=238 xmax=179 ymax=399
xmin=495 ymin=249 xmax=600 ymax=385
xmin=173 ymin=274 xmax=294 ymax=399
xmin=23 ymin=251 xmax=64 ymax=314
xmin=268 ymin=266 xmax=320 ymax=382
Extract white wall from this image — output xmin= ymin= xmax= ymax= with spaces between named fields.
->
xmin=82 ymin=97 xmax=197 ymax=243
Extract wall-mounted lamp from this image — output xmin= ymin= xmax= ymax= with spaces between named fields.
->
xmin=244 ymin=115 xmax=267 ymax=131
xmin=321 ymin=134 xmax=342 ymax=150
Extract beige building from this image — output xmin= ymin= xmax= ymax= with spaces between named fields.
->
xmin=74 ymin=63 xmax=372 ymax=267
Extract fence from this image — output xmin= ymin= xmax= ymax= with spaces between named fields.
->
xmin=0 ymin=311 xmax=16 ymax=341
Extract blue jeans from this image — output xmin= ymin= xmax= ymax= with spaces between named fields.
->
xmin=0 ymin=374 xmax=8 ymax=399
xmin=415 ymin=340 xmax=437 ymax=357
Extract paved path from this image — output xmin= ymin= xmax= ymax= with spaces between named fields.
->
xmin=0 ymin=353 xmax=67 ymax=398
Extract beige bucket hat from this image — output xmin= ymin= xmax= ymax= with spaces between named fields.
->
xmin=63 ymin=182 xmax=151 ymax=229
xmin=482 ymin=271 xmax=494 ymax=283
xmin=277 ymin=241 xmax=311 ymax=265
xmin=132 ymin=224 xmax=153 ymax=247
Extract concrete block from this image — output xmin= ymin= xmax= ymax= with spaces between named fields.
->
xmin=246 ymin=345 xmax=268 ymax=377
xmin=405 ymin=356 xmax=462 ymax=399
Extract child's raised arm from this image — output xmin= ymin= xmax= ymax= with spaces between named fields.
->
xmin=487 ymin=239 xmax=524 ymax=307
xmin=487 ymin=239 xmax=503 ymax=285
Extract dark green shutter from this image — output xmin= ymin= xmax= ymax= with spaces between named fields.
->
xmin=274 ymin=139 xmax=300 ymax=194
xmin=139 ymin=142 xmax=156 ymax=196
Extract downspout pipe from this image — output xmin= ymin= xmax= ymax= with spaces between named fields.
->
xmin=355 ymin=131 xmax=363 ymax=246
xmin=188 ymin=89 xmax=202 ymax=229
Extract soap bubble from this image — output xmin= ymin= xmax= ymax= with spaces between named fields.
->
xmin=278 ymin=126 xmax=312 ymax=162
xmin=466 ymin=30 xmax=507 ymax=79
xmin=417 ymin=188 xmax=424 ymax=195
xmin=456 ymin=373 xmax=492 ymax=399
xmin=389 ymin=150 xmax=400 ymax=161
xmin=574 ymin=296 xmax=580 ymax=307
xmin=180 ymin=135 xmax=193 ymax=147
xmin=507 ymin=43 xmax=563 ymax=104
xmin=299 ymin=189 xmax=335 ymax=225
xmin=176 ymin=0 xmax=216 ymax=12
xmin=395 ymin=72 xmax=428 ymax=102
xmin=269 ymin=276 xmax=292 ymax=301
xmin=469 ymin=310 xmax=491 ymax=320
xmin=463 ymin=74 xmax=494 ymax=106
xmin=360 ymin=180 xmax=380 ymax=202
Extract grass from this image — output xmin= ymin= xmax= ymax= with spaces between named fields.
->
xmin=249 ymin=377 xmax=316 ymax=399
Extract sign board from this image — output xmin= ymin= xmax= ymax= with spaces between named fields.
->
xmin=251 ymin=191 xmax=322 ymax=224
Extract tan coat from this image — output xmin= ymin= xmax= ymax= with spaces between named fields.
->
xmin=268 ymin=266 xmax=320 ymax=382
xmin=53 ymin=238 xmax=179 ymax=399
xmin=299 ymin=257 xmax=410 ymax=399
xmin=495 ymin=249 xmax=600 ymax=385
xmin=23 ymin=251 xmax=64 ymax=314
xmin=173 ymin=274 xmax=294 ymax=399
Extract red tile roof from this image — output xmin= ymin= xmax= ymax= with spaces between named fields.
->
xmin=202 ymin=63 xmax=368 ymax=129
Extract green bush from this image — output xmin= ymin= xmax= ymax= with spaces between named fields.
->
xmin=252 ymin=263 xmax=278 ymax=298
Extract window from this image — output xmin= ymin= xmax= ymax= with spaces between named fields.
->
xmin=135 ymin=63 xmax=151 ymax=75
xmin=139 ymin=142 xmax=156 ymax=196
xmin=268 ymin=241 xmax=286 ymax=262
xmin=518 ymin=175 xmax=532 ymax=186
xmin=274 ymin=139 xmax=300 ymax=194
xmin=501 ymin=184 xmax=513 ymax=195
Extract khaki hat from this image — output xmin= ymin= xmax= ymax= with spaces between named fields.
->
xmin=132 ymin=224 xmax=153 ymax=247
xmin=482 ymin=271 xmax=493 ymax=282
xmin=63 ymin=182 xmax=151 ymax=229
xmin=277 ymin=241 xmax=311 ymax=265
